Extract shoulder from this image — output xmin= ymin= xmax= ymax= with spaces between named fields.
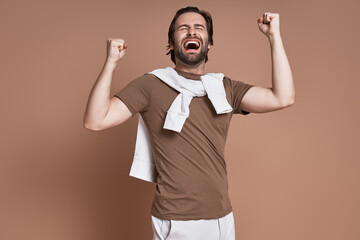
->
xmin=123 ymin=73 xmax=163 ymax=92
xmin=223 ymin=75 xmax=253 ymax=90
xmin=223 ymin=76 xmax=232 ymax=86
xmin=132 ymin=73 xmax=160 ymax=84
xmin=223 ymin=75 xmax=254 ymax=102
xmin=222 ymin=76 xmax=242 ymax=92
xmin=223 ymin=75 xmax=247 ymax=85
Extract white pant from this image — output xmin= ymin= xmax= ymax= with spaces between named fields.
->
xmin=151 ymin=212 xmax=235 ymax=240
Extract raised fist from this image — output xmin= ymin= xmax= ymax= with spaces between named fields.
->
xmin=106 ymin=38 xmax=128 ymax=63
xmin=257 ymin=12 xmax=280 ymax=37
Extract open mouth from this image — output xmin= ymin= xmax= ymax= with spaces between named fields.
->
xmin=183 ymin=39 xmax=200 ymax=50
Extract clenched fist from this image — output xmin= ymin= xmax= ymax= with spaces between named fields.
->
xmin=106 ymin=38 xmax=128 ymax=64
xmin=257 ymin=12 xmax=280 ymax=37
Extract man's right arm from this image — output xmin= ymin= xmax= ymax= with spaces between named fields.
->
xmin=83 ymin=38 xmax=132 ymax=131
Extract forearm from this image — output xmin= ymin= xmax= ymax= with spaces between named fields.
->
xmin=269 ymin=34 xmax=295 ymax=106
xmin=83 ymin=60 xmax=117 ymax=128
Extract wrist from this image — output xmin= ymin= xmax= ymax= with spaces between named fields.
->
xmin=268 ymin=33 xmax=282 ymax=43
xmin=104 ymin=59 xmax=118 ymax=69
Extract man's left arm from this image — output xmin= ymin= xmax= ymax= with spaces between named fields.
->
xmin=241 ymin=12 xmax=295 ymax=113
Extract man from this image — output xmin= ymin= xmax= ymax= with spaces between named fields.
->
xmin=84 ymin=6 xmax=294 ymax=240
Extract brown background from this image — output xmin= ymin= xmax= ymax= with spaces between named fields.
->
xmin=1 ymin=0 xmax=359 ymax=239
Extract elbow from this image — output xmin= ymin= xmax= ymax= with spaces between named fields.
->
xmin=289 ymin=91 xmax=296 ymax=106
xmin=287 ymin=95 xmax=295 ymax=107
xmin=84 ymin=124 xmax=103 ymax=132
xmin=83 ymin=119 xmax=104 ymax=131
xmin=83 ymin=122 xmax=97 ymax=131
xmin=286 ymin=95 xmax=295 ymax=107
xmin=279 ymin=94 xmax=295 ymax=109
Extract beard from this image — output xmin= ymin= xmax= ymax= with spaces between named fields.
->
xmin=173 ymin=38 xmax=209 ymax=65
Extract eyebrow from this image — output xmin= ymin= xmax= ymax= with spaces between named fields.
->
xmin=178 ymin=24 xmax=205 ymax=29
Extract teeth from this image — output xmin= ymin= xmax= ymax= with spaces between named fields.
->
xmin=184 ymin=40 xmax=200 ymax=48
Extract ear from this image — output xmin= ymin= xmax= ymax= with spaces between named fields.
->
xmin=170 ymin=42 xmax=174 ymax=50
xmin=207 ymin=42 xmax=211 ymax=50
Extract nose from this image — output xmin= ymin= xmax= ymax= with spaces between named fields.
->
xmin=187 ymin=27 xmax=196 ymax=36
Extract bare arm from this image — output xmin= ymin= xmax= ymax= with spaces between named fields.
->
xmin=241 ymin=12 xmax=295 ymax=113
xmin=83 ymin=39 xmax=132 ymax=131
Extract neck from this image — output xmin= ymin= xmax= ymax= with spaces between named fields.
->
xmin=174 ymin=60 xmax=206 ymax=75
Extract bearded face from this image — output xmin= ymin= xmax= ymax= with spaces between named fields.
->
xmin=171 ymin=12 xmax=211 ymax=66
xmin=173 ymin=36 xmax=209 ymax=65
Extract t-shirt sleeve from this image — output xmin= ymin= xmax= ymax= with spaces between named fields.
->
xmin=228 ymin=77 xmax=254 ymax=115
xmin=113 ymin=74 xmax=153 ymax=116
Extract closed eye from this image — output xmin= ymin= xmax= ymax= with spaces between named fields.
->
xmin=178 ymin=24 xmax=205 ymax=31
xmin=194 ymin=24 xmax=205 ymax=30
xmin=178 ymin=25 xmax=189 ymax=31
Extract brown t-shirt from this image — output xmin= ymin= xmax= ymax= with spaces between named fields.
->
xmin=115 ymin=69 xmax=253 ymax=220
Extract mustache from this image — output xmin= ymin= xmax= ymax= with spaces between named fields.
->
xmin=182 ymin=36 xmax=202 ymax=43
